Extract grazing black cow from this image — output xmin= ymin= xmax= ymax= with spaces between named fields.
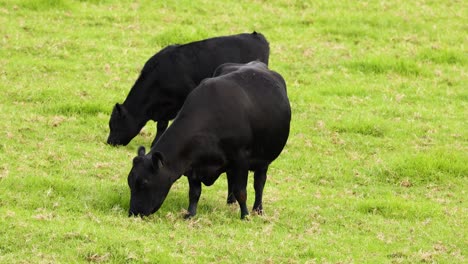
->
xmin=107 ymin=32 xmax=269 ymax=147
xmin=127 ymin=61 xmax=291 ymax=219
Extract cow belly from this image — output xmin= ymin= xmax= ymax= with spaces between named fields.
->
xmin=193 ymin=166 xmax=223 ymax=186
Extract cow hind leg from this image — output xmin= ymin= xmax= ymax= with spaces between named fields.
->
xmin=253 ymin=166 xmax=268 ymax=215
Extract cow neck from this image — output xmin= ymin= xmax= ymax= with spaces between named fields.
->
xmin=122 ymin=98 xmax=150 ymax=128
xmin=150 ymin=122 xmax=192 ymax=182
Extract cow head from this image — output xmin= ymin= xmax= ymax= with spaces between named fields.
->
xmin=128 ymin=146 xmax=173 ymax=217
xmin=107 ymin=103 xmax=140 ymax=146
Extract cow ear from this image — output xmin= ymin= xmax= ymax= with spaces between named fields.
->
xmin=133 ymin=156 xmax=142 ymax=166
xmin=137 ymin=146 xmax=146 ymax=156
xmin=151 ymin=151 xmax=165 ymax=170
xmin=114 ymin=103 xmax=125 ymax=117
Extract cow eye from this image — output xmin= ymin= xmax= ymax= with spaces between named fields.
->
xmin=137 ymin=178 xmax=149 ymax=189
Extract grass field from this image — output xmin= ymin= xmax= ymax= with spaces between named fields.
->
xmin=0 ymin=0 xmax=467 ymax=263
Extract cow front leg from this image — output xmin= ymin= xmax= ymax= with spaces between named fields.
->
xmin=228 ymin=166 xmax=249 ymax=219
xmin=185 ymin=174 xmax=202 ymax=219
xmin=253 ymin=166 xmax=268 ymax=215
xmin=151 ymin=120 xmax=169 ymax=147
xmin=226 ymin=173 xmax=236 ymax=204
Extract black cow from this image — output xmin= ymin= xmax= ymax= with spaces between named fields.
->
xmin=107 ymin=32 xmax=269 ymax=147
xmin=127 ymin=61 xmax=291 ymax=219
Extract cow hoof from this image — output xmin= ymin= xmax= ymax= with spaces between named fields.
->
xmin=241 ymin=214 xmax=251 ymax=221
xmin=226 ymin=194 xmax=236 ymax=204
xmin=184 ymin=213 xmax=195 ymax=220
xmin=252 ymin=208 xmax=264 ymax=216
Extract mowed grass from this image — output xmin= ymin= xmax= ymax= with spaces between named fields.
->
xmin=0 ymin=0 xmax=466 ymax=263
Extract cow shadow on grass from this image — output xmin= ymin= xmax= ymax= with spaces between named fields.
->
xmin=92 ymin=179 xmax=226 ymax=219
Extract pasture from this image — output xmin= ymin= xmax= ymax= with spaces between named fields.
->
xmin=0 ymin=0 xmax=466 ymax=263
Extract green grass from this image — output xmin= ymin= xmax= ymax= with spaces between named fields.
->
xmin=1 ymin=0 xmax=467 ymax=263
